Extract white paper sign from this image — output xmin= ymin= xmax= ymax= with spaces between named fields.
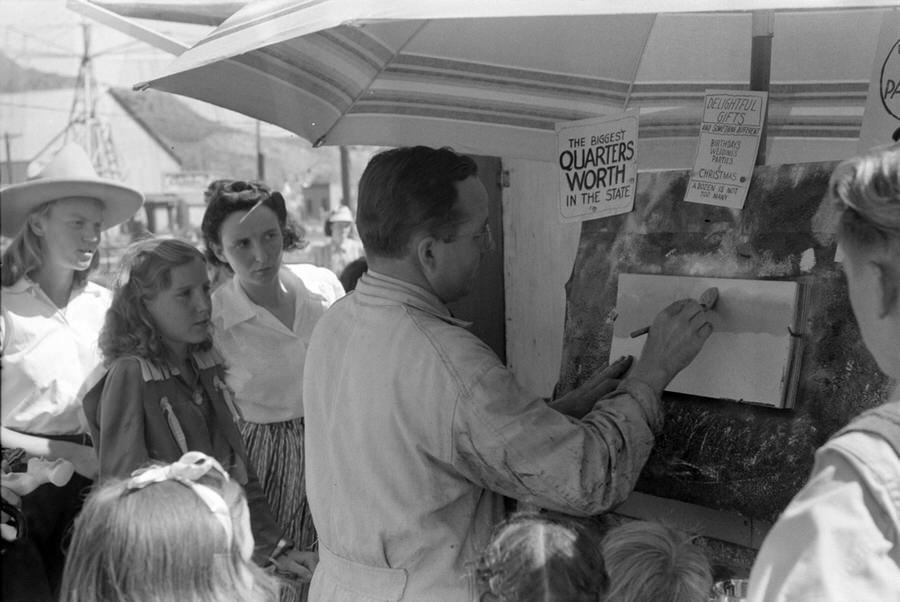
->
xmin=858 ymin=9 xmax=900 ymax=152
xmin=556 ymin=111 xmax=638 ymax=223
xmin=684 ymin=90 xmax=768 ymax=210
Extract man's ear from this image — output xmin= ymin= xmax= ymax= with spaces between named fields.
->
xmin=415 ymin=236 xmax=438 ymax=273
xmin=874 ymin=260 xmax=899 ymax=320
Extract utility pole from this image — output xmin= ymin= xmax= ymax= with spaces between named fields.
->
xmin=256 ymin=120 xmax=265 ymax=180
xmin=751 ymin=11 xmax=773 ymax=166
xmin=3 ymin=132 xmax=21 ymax=184
xmin=339 ymin=146 xmax=351 ymax=210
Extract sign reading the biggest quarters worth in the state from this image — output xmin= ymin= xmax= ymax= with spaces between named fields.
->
xmin=556 ymin=111 xmax=638 ymax=223
xmin=685 ymin=90 xmax=768 ymax=210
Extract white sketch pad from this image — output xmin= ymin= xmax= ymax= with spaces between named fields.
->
xmin=610 ymin=273 xmax=801 ymax=407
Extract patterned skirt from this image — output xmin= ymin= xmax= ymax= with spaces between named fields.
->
xmin=239 ymin=418 xmax=316 ymax=602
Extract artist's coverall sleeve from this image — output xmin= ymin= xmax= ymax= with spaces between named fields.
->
xmin=747 ymin=433 xmax=900 ymax=602
xmin=452 ymin=363 xmax=661 ymax=516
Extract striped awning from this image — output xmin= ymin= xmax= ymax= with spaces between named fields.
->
xmin=136 ymin=0 xmax=897 ymax=161
xmin=93 ymin=0 xmax=244 ymax=26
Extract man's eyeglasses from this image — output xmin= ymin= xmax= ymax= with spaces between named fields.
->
xmin=442 ymin=223 xmax=493 ymax=252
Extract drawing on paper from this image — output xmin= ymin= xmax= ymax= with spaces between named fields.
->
xmin=610 ymin=273 xmax=803 ymax=408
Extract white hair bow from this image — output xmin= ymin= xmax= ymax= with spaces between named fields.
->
xmin=127 ymin=452 xmax=233 ymax=544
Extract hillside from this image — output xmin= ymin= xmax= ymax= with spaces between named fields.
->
xmin=1 ymin=51 xmax=378 ymax=197
xmin=109 ymin=87 xmax=352 ymax=189
xmin=0 ymin=51 xmax=76 ymax=92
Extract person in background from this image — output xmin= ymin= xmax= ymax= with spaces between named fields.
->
xmin=0 ymin=142 xmax=143 ymax=599
xmin=202 ymin=180 xmax=339 ymax=601
xmin=602 ymin=520 xmax=713 ymax=602
xmin=82 ymin=238 xmax=316 ymax=585
xmin=338 ymin=256 xmax=368 ymax=293
xmin=311 ymin=205 xmax=364 ymax=275
xmin=747 ymin=144 xmax=900 ymax=601
xmin=475 ymin=511 xmax=608 ymax=602
xmin=60 ymin=451 xmax=280 ymax=602
xmin=302 ymin=146 xmax=713 ymax=600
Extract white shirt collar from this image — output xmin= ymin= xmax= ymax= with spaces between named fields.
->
xmin=213 ymin=275 xmax=260 ymax=331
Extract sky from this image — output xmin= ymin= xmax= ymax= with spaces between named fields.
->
xmin=0 ymin=0 xmax=288 ymax=133
xmin=2 ymin=0 xmax=206 ymax=86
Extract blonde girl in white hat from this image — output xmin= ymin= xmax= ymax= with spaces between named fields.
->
xmin=0 ymin=142 xmax=142 ymax=598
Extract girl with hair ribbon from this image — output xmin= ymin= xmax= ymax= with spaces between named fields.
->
xmin=81 ymin=237 xmax=317 ymax=586
xmin=61 ymin=451 xmax=280 ymax=602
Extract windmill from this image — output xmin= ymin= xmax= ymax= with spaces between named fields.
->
xmin=28 ymin=21 xmax=125 ymax=181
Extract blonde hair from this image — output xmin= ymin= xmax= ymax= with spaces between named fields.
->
xmin=602 ymin=521 xmax=712 ymax=602
xmin=476 ymin=511 xmax=608 ymax=602
xmin=818 ymin=144 xmax=900 ymax=260
xmin=60 ymin=461 xmax=279 ymax=602
xmin=0 ymin=200 xmax=98 ymax=287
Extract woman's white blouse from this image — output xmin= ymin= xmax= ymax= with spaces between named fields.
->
xmin=211 ymin=265 xmax=342 ymax=424
xmin=1 ymin=278 xmax=111 ymax=435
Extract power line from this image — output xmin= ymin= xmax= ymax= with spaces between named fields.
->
xmin=2 ymin=21 xmax=204 ymax=56
xmin=2 ymin=25 xmax=76 ymax=56
xmin=92 ymin=39 xmax=147 ymax=57
xmin=0 ymin=100 xmax=122 ymax=119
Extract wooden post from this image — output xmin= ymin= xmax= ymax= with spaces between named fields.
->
xmin=339 ymin=146 xmax=352 ymax=210
xmin=4 ymin=132 xmax=19 ymax=184
xmin=255 ymin=120 xmax=265 ymax=180
xmin=751 ymin=11 xmax=774 ymax=165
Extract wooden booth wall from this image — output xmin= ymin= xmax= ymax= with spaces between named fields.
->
xmin=554 ymin=161 xmax=894 ymax=524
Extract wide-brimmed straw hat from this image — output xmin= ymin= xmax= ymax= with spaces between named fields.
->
xmin=1 ymin=143 xmax=144 ymax=237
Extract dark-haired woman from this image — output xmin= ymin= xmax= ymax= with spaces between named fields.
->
xmin=202 ymin=180 xmax=341 ymax=601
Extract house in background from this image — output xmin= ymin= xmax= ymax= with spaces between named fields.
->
xmin=1 ymin=51 xmax=379 ymax=241
xmin=1 ymin=87 xmax=186 ymax=236
xmin=0 ymin=88 xmax=182 ymax=192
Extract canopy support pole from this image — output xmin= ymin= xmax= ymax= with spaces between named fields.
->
xmin=751 ymin=10 xmax=774 ymax=165
xmin=66 ymin=0 xmax=188 ymax=56
xmin=339 ymin=146 xmax=352 ymax=211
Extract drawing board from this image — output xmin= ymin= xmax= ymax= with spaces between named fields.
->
xmin=610 ymin=273 xmax=802 ymax=408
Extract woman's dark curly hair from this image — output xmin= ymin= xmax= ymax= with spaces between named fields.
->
xmin=201 ymin=179 xmax=306 ymax=268
xmin=99 ymin=238 xmax=211 ymax=366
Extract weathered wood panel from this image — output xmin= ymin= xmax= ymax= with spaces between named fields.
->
xmin=502 ymin=158 xmax=580 ymax=397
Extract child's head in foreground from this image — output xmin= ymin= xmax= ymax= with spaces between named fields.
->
xmin=602 ymin=520 xmax=712 ymax=602
xmin=60 ymin=451 xmax=279 ymax=602
xmin=476 ymin=511 xmax=608 ymax=602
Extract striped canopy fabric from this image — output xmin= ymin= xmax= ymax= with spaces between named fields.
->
xmin=94 ymin=0 xmax=244 ymax=26
xmin=137 ymin=0 xmax=897 ymax=161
